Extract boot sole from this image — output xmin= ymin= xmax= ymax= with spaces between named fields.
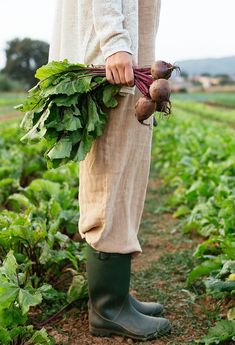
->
xmin=90 ymin=323 xmax=171 ymax=341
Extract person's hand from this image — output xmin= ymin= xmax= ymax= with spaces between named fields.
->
xmin=105 ymin=51 xmax=134 ymax=87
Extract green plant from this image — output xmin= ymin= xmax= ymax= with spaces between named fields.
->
xmin=199 ymin=320 xmax=235 ymax=344
xmin=0 ymin=251 xmax=54 ymax=344
xmin=0 ymin=119 xmax=87 ymax=343
xmin=151 ymin=99 xmax=235 ymax=342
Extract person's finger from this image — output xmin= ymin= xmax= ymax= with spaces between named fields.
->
xmin=106 ymin=67 xmax=115 ymax=84
xmin=116 ymin=66 xmax=126 ymax=85
xmin=124 ymin=65 xmax=134 ymax=87
xmin=111 ymin=67 xmax=121 ymax=84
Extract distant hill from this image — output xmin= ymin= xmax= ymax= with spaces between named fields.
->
xmin=177 ymin=56 xmax=235 ymax=76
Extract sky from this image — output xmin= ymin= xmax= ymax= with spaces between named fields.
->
xmin=0 ymin=0 xmax=234 ymax=68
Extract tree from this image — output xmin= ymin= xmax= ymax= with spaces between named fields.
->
xmin=2 ymin=38 xmax=49 ymax=88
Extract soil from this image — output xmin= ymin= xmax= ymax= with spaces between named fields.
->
xmin=41 ymin=168 xmax=224 ymax=345
xmin=0 ymin=112 xmax=22 ymax=122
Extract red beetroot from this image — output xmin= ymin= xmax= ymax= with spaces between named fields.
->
xmin=151 ymin=60 xmax=180 ymax=80
xmin=149 ymin=79 xmax=171 ymax=102
xmin=135 ymin=96 xmax=156 ymax=125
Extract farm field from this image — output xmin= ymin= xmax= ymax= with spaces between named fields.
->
xmin=173 ymin=92 xmax=235 ymax=108
xmin=0 ymin=92 xmax=235 ymax=344
xmin=0 ymin=93 xmax=25 ymax=120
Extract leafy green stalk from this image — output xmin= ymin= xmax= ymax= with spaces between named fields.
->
xmin=18 ymin=59 xmax=121 ymax=167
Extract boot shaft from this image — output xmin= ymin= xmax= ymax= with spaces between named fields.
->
xmin=86 ymin=244 xmax=131 ymax=319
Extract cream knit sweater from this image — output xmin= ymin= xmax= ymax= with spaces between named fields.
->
xmin=49 ymin=0 xmax=161 ymax=94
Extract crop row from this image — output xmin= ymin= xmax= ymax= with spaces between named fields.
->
xmin=0 ymin=120 xmax=85 ymax=344
xmin=173 ymin=99 xmax=235 ymax=126
xmin=152 ymin=104 xmax=235 ymax=344
xmin=173 ymin=92 xmax=235 ymax=108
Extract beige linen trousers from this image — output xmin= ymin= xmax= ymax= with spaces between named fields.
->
xmin=49 ymin=0 xmax=161 ymax=254
xmin=79 ymin=1 xmax=161 ymax=255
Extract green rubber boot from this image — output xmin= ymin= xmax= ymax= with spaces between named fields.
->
xmin=86 ymin=245 xmax=171 ymax=341
xmin=129 ymin=294 xmax=164 ymax=316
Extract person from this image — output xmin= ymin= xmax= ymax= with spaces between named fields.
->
xmin=49 ymin=0 xmax=171 ymax=341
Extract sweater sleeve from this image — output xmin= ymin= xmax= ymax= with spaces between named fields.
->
xmin=92 ymin=0 xmax=133 ymax=61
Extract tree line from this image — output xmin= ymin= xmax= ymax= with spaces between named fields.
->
xmin=0 ymin=38 xmax=49 ymax=91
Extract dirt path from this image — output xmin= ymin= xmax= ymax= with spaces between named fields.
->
xmin=46 ymin=169 xmax=221 ymax=345
xmin=0 ymin=112 xmax=22 ymax=122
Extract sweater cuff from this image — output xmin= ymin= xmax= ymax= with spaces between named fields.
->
xmin=102 ymin=43 xmax=133 ymax=61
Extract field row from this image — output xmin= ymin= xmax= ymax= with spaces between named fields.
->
xmin=173 ymin=92 xmax=235 ymax=107
xmin=152 ymin=104 xmax=235 ymax=343
xmin=0 ymin=119 xmax=86 ymax=344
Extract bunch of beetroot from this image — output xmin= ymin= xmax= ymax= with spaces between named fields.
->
xmin=134 ymin=60 xmax=180 ymax=126
xmin=18 ymin=59 xmax=179 ymax=166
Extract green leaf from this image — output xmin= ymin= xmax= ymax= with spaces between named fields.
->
xmin=47 ymin=137 xmax=72 ymax=160
xmin=19 ymin=89 xmax=43 ymax=113
xmin=67 ymin=275 xmax=87 ymax=303
xmin=18 ymin=289 xmax=42 ymax=315
xmin=49 ymin=199 xmax=62 ymax=219
xmin=7 ymin=194 xmax=32 ymax=212
xmin=0 ymin=306 xmax=27 ymax=328
xmin=26 ymin=179 xmax=61 ymax=199
xmin=9 ymin=325 xmax=34 ymax=341
xmin=0 ymin=280 xmax=19 ymax=309
xmin=0 ymin=178 xmax=14 ymax=188
xmin=228 ymin=307 xmax=235 ymax=320
xmin=0 ymin=326 xmax=11 ymax=344
xmin=193 ymin=237 xmax=221 ymax=258
xmin=173 ymin=205 xmax=191 ymax=218
xmin=20 ymin=106 xmax=51 ymax=143
xmin=20 ymin=110 xmax=34 ymax=131
xmin=74 ymin=132 xmax=93 ymax=161
xmin=102 ymin=84 xmax=121 ymax=108
xmin=217 ymin=260 xmax=235 ymax=279
xmin=0 ymin=250 xmax=18 ymax=278
xmin=187 ymin=260 xmax=222 ymax=285
xmin=42 ymin=76 xmax=93 ymax=97
xmin=35 ymin=59 xmax=86 ymax=80
xmin=199 ymin=320 xmax=235 ymax=344
xmin=35 ymin=59 xmax=71 ymax=80
xmin=28 ymin=327 xmax=53 ymax=345
xmin=52 ymin=94 xmax=79 ymax=107
xmin=87 ymin=95 xmax=100 ymax=132
xmin=56 ymin=111 xmax=82 ymax=131
xmin=54 ymin=232 xmax=69 ymax=246
xmin=204 ymin=277 xmax=235 ymax=293
xmin=39 ymin=243 xmax=52 ymax=265
xmin=70 ymin=130 xmax=83 ymax=145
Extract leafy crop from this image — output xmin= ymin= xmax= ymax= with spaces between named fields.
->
xmin=173 ymin=92 xmax=235 ymax=107
xmin=199 ymin=320 xmax=235 ymax=344
xmin=0 ymin=120 xmax=86 ymax=343
xmin=173 ymin=99 xmax=235 ymax=126
xmin=152 ymin=101 xmax=235 ymax=342
xmin=17 ymin=60 xmax=121 ymax=168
